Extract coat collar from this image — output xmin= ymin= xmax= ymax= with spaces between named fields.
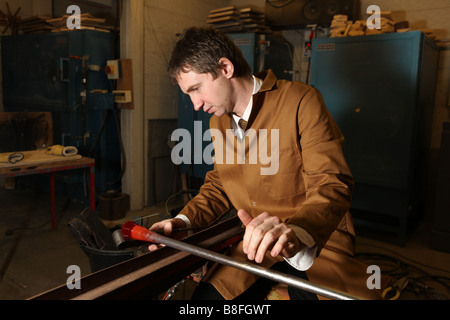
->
xmin=215 ymin=70 xmax=278 ymax=131
xmin=254 ymin=69 xmax=278 ymax=92
xmin=248 ymin=69 xmax=278 ymax=127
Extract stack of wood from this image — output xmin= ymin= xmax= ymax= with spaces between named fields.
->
xmin=238 ymin=7 xmax=268 ymax=33
xmin=206 ymin=6 xmax=268 ymax=33
xmin=19 ymin=16 xmax=53 ymax=34
xmin=366 ymin=11 xmax=395 ymax=35
xmin=18 ymin=13 xmax=114 ymax=34
xmin=47 ymin=13 xmax=112 ymax=33
xmin=330 ymin=11 xmax=398 ymax=38
xmin=347 ymin=20 xmax=365 ymax=37
xmin=329 ymin=14 xmax=351 ymax=37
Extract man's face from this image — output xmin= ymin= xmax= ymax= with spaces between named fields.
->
xmin=177 ymin=68 xmax=234 ymax=117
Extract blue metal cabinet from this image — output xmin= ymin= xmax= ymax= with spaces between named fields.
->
xmin=310 ymin=31 xmax=440 ymax=244
xmin=1 ymin=30 xmax=121 ymax=202
xmin=177 ymin=90 xmax=213 ymax=179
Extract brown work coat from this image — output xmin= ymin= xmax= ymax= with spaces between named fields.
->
xmin=179 ymin=70 xmax=381 ymax=300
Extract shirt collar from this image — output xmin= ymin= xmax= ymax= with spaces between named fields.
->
xmin=232 ymin=75 xmax=263 ymax=125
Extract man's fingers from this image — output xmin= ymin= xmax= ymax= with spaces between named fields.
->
xmin=253 ymin=228 xmax=278 ymax=263
xmin=149 ymin=221 xmax=166 ymax=233
xmin=253 ymin=223 xmax=287 ymax=263
xmin=238 ymin=209 xmax=254 ymax=255
xmin=237 ymin=211 xmax=302 ymax=263
xmin=163 ymin=222 xmax=173 ymax=235
xmin=270 ymin=233 xmax=288 ymax=258
xmin=147 ymin=218 xmax=186 ymax=251
xmin=241 ymin=212 xmax=273 ymax=261
xmin=237 ymin=209 xmax=253 ymax=227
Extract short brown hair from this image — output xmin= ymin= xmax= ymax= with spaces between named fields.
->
xmin=168 ymin=27 xmax=251 ymax=84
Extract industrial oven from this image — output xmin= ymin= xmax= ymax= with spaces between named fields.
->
xmin=1 ymin=30 xmax=122 ymax=201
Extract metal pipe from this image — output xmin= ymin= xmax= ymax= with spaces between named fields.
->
xmin=122 ymin=222 xmax=362 ymax=300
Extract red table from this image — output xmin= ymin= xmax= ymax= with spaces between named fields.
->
xmin=0 ymin=152 xmax=95 ymax=230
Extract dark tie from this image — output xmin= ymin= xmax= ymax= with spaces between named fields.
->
xmin=238 ymin=119 xmax=248 ymax=131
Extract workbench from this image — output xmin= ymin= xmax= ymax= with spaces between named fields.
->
xmin=0 ymin=150 xmax=95 ymax=229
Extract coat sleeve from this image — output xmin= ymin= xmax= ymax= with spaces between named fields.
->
xmin=177 ymin=167 xmax=233 ymax=228
xmin=285 ymin=87 xmax=354 ymax=253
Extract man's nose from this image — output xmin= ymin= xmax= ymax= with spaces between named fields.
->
xmin=192 ymin=98 xmax=203 ymax=111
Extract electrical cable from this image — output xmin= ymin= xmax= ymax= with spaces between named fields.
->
xmin=164 ymin=189 xmax=199 ymax=218
xmin=87 ymin=108 xmax=126 ymax=193
xmin=89 ymin=110 xmax=109 ymax=158
xmin=107 ymin=108 xmax=127 ymax=188
xmin=356 ymin=247 xmax=450 ymax=299
xmin=357 ymin=241 xmax=450 ymax=275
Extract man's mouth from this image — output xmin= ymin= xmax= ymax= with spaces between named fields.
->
xmin=204 ymin=106 xmax=214 ymax=114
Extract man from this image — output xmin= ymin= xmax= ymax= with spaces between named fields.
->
xmin=150 ymin=27 xmax=381 ymax=300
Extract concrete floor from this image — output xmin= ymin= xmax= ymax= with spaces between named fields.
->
xmin=0 ymin=186 xmax=449 ymax=300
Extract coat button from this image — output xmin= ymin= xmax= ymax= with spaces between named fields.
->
xmin=252 ymin=202 xmax=256 ymax=207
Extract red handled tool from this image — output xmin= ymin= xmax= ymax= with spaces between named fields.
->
xmin=121 ymin=221 xmax=159 ymax=242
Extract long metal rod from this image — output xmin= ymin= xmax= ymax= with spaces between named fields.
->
xmin=150 ymin=231 xmax=362 ymax=300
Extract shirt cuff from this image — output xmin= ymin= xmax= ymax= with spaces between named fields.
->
xmin=175 ymin=214 xmax=192 ymax=228
xmin=284 ymin=224 xmax=317 ymax=271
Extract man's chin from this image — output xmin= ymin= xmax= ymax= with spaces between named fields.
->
xmin=212 ymin=110 xmax=225 ymax=117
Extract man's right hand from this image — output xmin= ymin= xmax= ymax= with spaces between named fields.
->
xmin=147 ymin=218 xmax=187 ymax=251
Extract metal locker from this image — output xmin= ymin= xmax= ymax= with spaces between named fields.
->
xmin=310 ymin=31 xmax=440 ymax=244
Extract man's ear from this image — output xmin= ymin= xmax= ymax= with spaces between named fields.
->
xmin=218 ymin=57 xmax=234 ymax=79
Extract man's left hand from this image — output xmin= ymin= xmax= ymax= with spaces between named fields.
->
xmin=237 ymin=209 xmax=302 ymax=264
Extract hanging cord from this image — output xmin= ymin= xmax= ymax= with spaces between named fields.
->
xmin=107 ymin=108 xmax=127 ymax=188
xmin=164 ymin=189 xmax=199 ymax=218
xmin=88 ymin=108 xmax=127 ymax=192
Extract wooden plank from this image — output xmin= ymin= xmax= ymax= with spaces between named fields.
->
xmin=0 ymin=150 xmax=81 ymax=169
xmin=0 ymin=157 xmax=94 ymax=177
